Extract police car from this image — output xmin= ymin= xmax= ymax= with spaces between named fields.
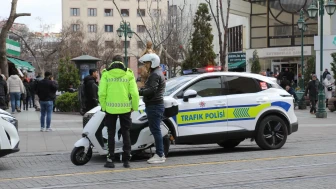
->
xmin=158 ymin=66 xmax=298 ymax=150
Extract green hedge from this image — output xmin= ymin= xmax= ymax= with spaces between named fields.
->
xmin=55 ymin=92 xmax=80 ymax=112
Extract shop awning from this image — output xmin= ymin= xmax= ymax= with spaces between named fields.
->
xmin=228 ymin=61 xmax=246 ymax=70
xmin=7 ymin=57 xmax=35 ymax=72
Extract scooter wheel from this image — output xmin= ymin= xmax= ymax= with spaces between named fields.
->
xmin=163 ymin=135 xmax=170 ymax=157
xmin=71 ymin=147 xmax=92 ymax=166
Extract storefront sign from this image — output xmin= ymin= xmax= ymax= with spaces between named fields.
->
xmin=256 ymin=46 xmax=312 ymax=58
xmin=228 ymin=53 xmax=246 ymax=63
xmin=6 ymin=38 xmax=21 ymax=56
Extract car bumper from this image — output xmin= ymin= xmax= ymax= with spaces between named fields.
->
xmin=289 ymin=122 xmax=298 ymax=135
xmin=0 ymin=148 xmax=20 ymax=158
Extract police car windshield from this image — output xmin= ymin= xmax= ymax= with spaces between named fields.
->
xmin=164 ymin=75 xmax=196 ymax=96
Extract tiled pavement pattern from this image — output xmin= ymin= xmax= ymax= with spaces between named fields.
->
xmin=0 ymin=109 xmax=335 ymax=188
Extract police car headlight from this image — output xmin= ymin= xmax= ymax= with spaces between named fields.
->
xmin=2 ymin=116 xmax=16 ymax=125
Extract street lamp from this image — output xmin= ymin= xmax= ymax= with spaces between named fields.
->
xmin=297 ymin=9 xmax=308 ymax=110
xmin=116 ymin=21 xmax=134 ymax=68
xmin=307 ymin=0 xmax=336 ymax=118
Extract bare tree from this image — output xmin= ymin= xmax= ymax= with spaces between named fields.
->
xmin=206 ymin=0 xmax=231 ymax=68
xmin=0 ymin=0 xmax=31 ymax=77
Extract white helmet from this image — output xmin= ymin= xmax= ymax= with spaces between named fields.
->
xmin=139 ymin=53 xmax=160 ymax=68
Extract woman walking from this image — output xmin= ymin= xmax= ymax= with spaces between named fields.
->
xmin=7 ymin=74 xmax=24 ymax=114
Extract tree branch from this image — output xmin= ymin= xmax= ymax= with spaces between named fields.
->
xmin=111 ymin=0 xmax=124 ymax=23
xmin=14 ymin=13 xmax=31 ymax=19
xmin=138 ymin=0 xmax=155 ymax=45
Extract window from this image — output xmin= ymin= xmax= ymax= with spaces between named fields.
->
xmin=88 ymin=24 xmax=97 ymax=33
xmin=183 ymin=77 xmax=222 ymax=98
xmin=105 ymin=25 xmax=113 ymax=32
xmin=137 ymin=41 xmax=145 ymax=49
xmin=224 ymin=76 xmax=260 ymax=95
xmin=70 ymin=8 xmax=80 ymax=16
xmin=122 ymin=41 xmax=130 ymax=48
xmin=152 ymin=9 xmax=161 ymax=17
xmin=88 ymin=8 xmax=97 ymax=16
xmin=121 ymin=9 xmax=129 ymax=17
xmin=105 ymin=41 xmax=114 ymax=48
xmin=137 ymin=9 xmax=145 ymax=17
xmin=71 ymin=24 xmax=80 ymax=32
xmin=137 ymin=25 xmax=146 ymax=33
xmin=105 ymin=9 xmax=113 ymax=16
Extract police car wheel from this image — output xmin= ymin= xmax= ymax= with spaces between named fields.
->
xmin=255 ymin=116 xmax=288 ymax=150
xmin=217 ymin=140 xmax=242 ymax=149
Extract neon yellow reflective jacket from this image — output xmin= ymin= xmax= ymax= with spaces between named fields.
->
xmin=98 ymin=68 xmax=139 ymax=114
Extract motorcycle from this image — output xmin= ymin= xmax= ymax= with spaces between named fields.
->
xmin=71 ymin=97 xmax=178 ymax=166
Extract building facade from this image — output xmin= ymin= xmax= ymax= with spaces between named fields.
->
xmin=62 ymin=0 xmax=168 ymax=76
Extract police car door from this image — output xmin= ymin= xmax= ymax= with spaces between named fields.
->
xmin=224 ymin=75 xmax=264 ymax=132
xmin=175 ymin=76 xmax=228 ymax=137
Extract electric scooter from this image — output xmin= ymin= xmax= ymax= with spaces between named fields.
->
xmin=0 ymin=110 xmax=20 ymax=158
xmin=71 ymin=97 xmax=178 ymax=166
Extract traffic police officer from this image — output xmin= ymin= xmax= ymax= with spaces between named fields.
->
xmin=98 ymin=55 xmax=139 ymax=168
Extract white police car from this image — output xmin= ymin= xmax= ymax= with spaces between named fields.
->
xmin=84 ymin=66 xmax=298 ymax=152
xmin=157 ymin=67 xmax=298 ymax=150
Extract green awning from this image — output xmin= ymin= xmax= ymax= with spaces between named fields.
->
xmin=228 ymin=60 xmax=246 ymax=70
xmin=7 ymin=57 xmax=35 ymax=72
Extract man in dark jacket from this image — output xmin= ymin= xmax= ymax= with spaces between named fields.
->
xmin=33 ymin=74 xmax=43 ymax=111
xmin=0 ymin=75 xmax=8 ymax=110
xmin=138 ymin=53 xmax=166 ymax=164
xmin=305 ymin=74 xmax=319 ymax=114
xmin=84 ymin=69 xmax=98 ymax=112
xmin=36 ymin=71 xmax=58 ymax=132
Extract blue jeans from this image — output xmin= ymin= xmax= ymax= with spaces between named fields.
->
xmin=9 ymin=92 xmax=21 ymax=112
xmin=40 ymin=101 xmax=53 ymax=129
xmin=146 ymin=104 xmax=165 ymax=157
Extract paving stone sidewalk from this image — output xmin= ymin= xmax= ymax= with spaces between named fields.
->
xmin=6 ymin=108 xmax=336 ymax=155
xmin=9 ymin=108 xmax=82 ymax=154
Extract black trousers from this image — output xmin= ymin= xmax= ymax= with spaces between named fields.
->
xmin=105 ymin=112 xmax=132 ymax=161
xmin=310 ymin=98 xmax=317 ymax=113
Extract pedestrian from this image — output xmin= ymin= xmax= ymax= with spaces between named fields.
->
xmin=0 ymin=75 xmax=8 ymax=110
xmin=22 ymin=79 xmax=31 ymax=111
xmin=286 ymin=85 xmax=299 ymax=101
xmin=304 ymin=74 xmax=319 ymax=115
xmin=280 ymin=76 xmax=290 ymax=89
xmin=323 ymin=69 xmax=331 ymax=80
xmin=1 ymin=74 xmax=9 ymax=109
xmin=33 ymin=74 xmax=43 ymax=111
xmin=29 ymin=79 xmax=35 ymax=108
xmin=98 ymin=55 xmax=139 ymax=169
xmin=7 ymin=74 xmax=24 ymax=114
xmin=138 ymin=53 xmax=167 ymax=164
xmin=84 ymin=69 xmax=99 ymax=112
xmin=36 ymin=71 xmax=58 ymax=132
xmin=323 ymin=74 xmax=334 ymax=107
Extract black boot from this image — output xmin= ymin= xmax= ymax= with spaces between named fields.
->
xmin=123 ymin=160 xmax=130 ymax=168
xmin=104 ymin=158 xmax=115 ymax=168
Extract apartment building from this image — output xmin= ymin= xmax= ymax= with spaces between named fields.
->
xmin=62 ymin=0 xmax=168 ymax=75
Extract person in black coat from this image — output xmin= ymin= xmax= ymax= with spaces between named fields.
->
xmin=0 ymin=75 xmax=8 ymax=110
xmin=22 ymin=79 xmax=31 ymax=111
xmin=83 ymin=69 xmax=98 ymax=112
xmin=304 ymin=74 xmax=320 ymax=114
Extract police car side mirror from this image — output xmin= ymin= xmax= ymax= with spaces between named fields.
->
xmin=183 ymin=89 xmax=197 ymax=102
